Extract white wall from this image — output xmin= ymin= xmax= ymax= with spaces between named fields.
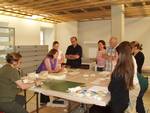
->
xmin=124 ymin=17 xmax=150 ymax=65
xmin=0 ymin=15 xmax=55 ymax=45
xmin=78 ymin=17 xmax=150 ymax=65
xmin=55 ymin=21 xmax=78 ymax=54
xmin=1 ymin=15 xmax=150 ymax=65
xmin=78 ymin=20 xmax=111 ymax=58
xmin=42 ymin=28 xmax=55 ymax=50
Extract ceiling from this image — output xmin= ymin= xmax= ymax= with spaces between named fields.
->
xmin=0 ymin=0 xmax=150 ymax=23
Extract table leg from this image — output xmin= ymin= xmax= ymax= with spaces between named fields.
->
xmin=84 ymin=104 xmax=89 ymax=113
xmin=67 ymin=101 xmax=71 ymax=113
xmin=24 ymin=90 xmax=27 ymax=110
xmin=36 ymin=92 xmax=39 ymax=113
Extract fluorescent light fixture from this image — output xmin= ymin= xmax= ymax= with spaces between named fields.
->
xmin=25 ymin=16 xmax=32 ymax=19
xmin=0 ymin=11 xmax=4 ymax=14
xmin=6 ymin=9 xmax=12 ymax=11
xmin=18 ymin=15 xmax=24 ymax=17
xmin=31 ymin=15 xmax=44 ymax=19
xmin=14 ymin=10 xmax=19 ymax=13
xmin=25 ymin=15 xmax=44 ymax=19
xmin=11 ymin=13 xmax=17 ymax=16
xmin=40 ymin=14 xmax=49 ymax=17
xmin=4 ymin=12 xmax=11 ymax=15
xmin=0 ymin=11 xmax=53 ymax=23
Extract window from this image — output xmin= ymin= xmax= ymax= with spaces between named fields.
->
xmin=0 ymin=27 xmax=15 ymax=67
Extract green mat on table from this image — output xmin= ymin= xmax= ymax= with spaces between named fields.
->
xmin=43 ymin=80 xmax=84 ymax=92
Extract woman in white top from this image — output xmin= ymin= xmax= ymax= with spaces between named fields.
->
xmin=96 ymin=40 xmax=106 ymax=71
xmin=53 ymin=41 xmax=64 ymax=64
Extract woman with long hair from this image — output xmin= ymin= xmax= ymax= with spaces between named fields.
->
xmin=96 ymin=40 xmax=106 ymax=71
xmin=90 ymin=41 xmax=135 ymax=113
xmin=130 ymin=41 xmax=147 ymax=113
xmin=36 ymin=48 xmax=63 ymax=105
xmin=108 ymin=41 xmax=134 ymax=113
xmin=36 ymin=48 xmax=62 ymax=73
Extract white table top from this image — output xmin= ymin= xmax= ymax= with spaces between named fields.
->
xmin=28 ymin=69 xmax=111 ymax=106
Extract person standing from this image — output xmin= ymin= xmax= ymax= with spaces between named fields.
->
xmin=130 ymin=41 xmax=145 ymax=74
xmin=52 ymin=41 xmax=64 ymax=64
xmin=108 ymin=41 xmax=134 ymax=113
xmin=65 ymin=36 xmax=82 ymax=68
xmin=96 ymin=40 xmax=106 ymax=71
xmin=105 ymin=37 xmax=118 ymax=71
xmin=89 ymin=41 xmax=135 ymax=113
xmin=130 ymin=41 xmax=146 ymax=113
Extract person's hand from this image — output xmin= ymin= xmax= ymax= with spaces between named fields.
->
xmin=68 ymin=55 xmax=73 ymax=59
xmin=102 ymin=53 xmax=107 ymax=58
xmin=61 ymin=66 xmax=65 ymax=71
xmin=74 ymin=55 xmax=80 ymax=59
xmin=99 ymin=80 xmax=110 ymax=87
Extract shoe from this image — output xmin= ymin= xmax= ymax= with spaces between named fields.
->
xmin=40 ymin=102 xmax=47 ymax=106
xmin=52 ymin=99 xmax=65 ymax=104
xmin=46 ymin=99 xmax=68 ymax=107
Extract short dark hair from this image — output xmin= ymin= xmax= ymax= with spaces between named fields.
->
xmin=70 ymin=36 xmax=77 ymax=41
xmin=53 ymin=41 xmax=59 ymax=46
xmin=6 ymin=52 xmax=22 ymax=64
xmin=47 ymin=48 xmax=58 ymax=58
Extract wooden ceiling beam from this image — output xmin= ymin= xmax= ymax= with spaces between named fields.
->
xmin=0 ymin=0 xmax=31 ymax=5
xmin=126 ymin=12 xmax=150 ymax=17
xmin=1 ymin=0 xmax=150 ymax=22
xmin=0 ymin=4 xmax=67 ymax=22
xmin=37 ymin=0 xmax=110 ymax=12
xmin=125 ymin=5 xmax=150 ymax=17
xmin=111 ymin=0 xmax=150 ymax=4
xmin=19 ymin=0 xmax=70 ymax=8
xmin=0 ymin=0 xmax=74 ymax=15
xmin=2 ymin=0 xmax=41 ymax=5
xmin=126 ymin=5 xmax=150 ymax=12
xmin=61 ymin=10 xmax=111 ymax=21
xmin=26 ymin=0 xmax=73 ymax=8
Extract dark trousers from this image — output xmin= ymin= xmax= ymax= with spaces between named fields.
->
xmin=89 ymin=104 xmax=127 ymax=113
xmin=89 ymin=105 xmax=112 ymax=113
xmin=40 ymin=94 xmax=50 ymax=104
xmin=136 ymin=75 xmax=148 ymax=113
xmin=0 ymin=95 xmax=28 ymax=113
xmin=136 ymin=88 xmax=147 ymax=113
xmin=97 ymin=67 xmax=105 ymax=71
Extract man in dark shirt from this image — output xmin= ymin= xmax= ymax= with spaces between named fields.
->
xmin=65 ymin=36 xmax=82 ymax=68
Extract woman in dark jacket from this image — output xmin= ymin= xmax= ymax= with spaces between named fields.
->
xmin=108 ymin=41 xmax=134 ymax=113
xmin=130 ymin=41 xmax=147 ymax=113
xmin=130 ymin=41 xmax=145 ymax=74
xmin=90 ymin=41 xmax=134 ymax=113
